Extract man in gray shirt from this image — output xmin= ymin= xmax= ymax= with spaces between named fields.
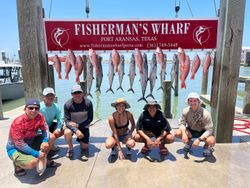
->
xmin=175 ymin=92 xmax=215 ymax=156
xmin=64 ymin=84 xmax=93 ymax=160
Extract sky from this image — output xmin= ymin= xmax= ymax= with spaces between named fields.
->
xmin=0 ymin=0 xmax=249 ymax=59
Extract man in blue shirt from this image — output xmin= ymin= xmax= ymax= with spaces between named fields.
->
xmin=40 ymin=87 xmax=63 ymax=152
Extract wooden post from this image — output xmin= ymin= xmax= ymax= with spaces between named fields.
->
xmin=48 ymin=64 xmax=55 ymax=89
xmin=16 ymin=0 xmax=49 ymax=100
xmin=243 ymin=80 xmax=250 ymax=114
xmin=0 ymin=91 xmax=3 ymax=120
xmin=173 ymin=54 xmax=179 ymax=96
xmin=163 ymin=80 xmax=172 ymax=118
xmin=201 ymin=70 xmax=208 ymax=95
xmin=1 ymin=51 xmax=6 ymax=63
xmin=211 ymin=0 xmax=246 ymax=143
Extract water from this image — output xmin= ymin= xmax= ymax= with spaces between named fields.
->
xmin=3 ymin=59 xmax=250 ymax=120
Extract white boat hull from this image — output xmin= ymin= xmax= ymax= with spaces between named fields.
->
xmin=0 ymin=82 xmax=24 ymax=100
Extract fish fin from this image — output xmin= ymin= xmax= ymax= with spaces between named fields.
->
xmin=137 ymin=97 xmax=148 ymax=103
xmin=146 ymin=94 xmax=155 ymax=99
xmin=127 ymin=88 xmax=135 ymax=94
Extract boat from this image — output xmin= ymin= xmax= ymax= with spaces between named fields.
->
xmin=0 ymin=60 xmax=24 ymax=100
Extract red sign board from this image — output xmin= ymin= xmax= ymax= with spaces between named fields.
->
xmin=44 ymin=19 xmax=218 ymax=51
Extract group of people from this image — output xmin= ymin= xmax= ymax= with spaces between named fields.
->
xmin=6 ymin=84 xmax=215 ymax=177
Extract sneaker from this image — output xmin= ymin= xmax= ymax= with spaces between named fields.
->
xmin=110 ymin=148 xmax=117 ymax=156
xmin=203 ymin=147 xmax=214 ymax=157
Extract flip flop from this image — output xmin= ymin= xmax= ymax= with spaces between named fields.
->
xmin=66 ymin=150 xmax=74 ymax=159
xmin=47 ymin=160 xmax=60 ymax=168
xmin=14 ymin=166 xmax=26 ymax=176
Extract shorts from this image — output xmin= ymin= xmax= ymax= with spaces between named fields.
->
xmin=117 ymin=131 xmax=129 ymax=142
xmin=76 ymin=127 xmax=90 ymax=144
xmin=187 ymin=128 xmax=206 ymax=138
xmin=10 ymin=135 xmax=43 ymax=167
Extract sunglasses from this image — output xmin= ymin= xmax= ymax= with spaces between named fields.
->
xmin=27 ymin=106 xmax=40 ymax=111
xmin=72 ymin=91 xmax=82 ymax=95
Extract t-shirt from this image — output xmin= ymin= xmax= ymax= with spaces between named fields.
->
xmin=136 ymin=110 xmax=171 ymax=137
xmin=40 ymin=101 xmax=63 ymax=130
xmin=64 ymin=97 xmax=93 ymax=133
xmin=178 ymin=106 xmax=213 ymax=137
xmin=6 ymin=113 xmax=49 ymax=158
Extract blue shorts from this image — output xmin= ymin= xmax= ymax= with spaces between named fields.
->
xmin=118 ymin=132 xmax=129 ymax=142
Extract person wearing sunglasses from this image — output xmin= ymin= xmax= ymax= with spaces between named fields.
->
xmin=6 ymin=98 xmax=52 ymax=176
xmin=174 ymin=92 xmax=216 ymax=157
xmin=40 ymin=87 xmax=63 ymax=153
xmin=63 ymin=84 xmax=93 ymax=160
xmin=134 ymin=100 xmax=174 ymax=156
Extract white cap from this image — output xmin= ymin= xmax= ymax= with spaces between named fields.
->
xmin=185 ymin=92 xmax=201 ymax=104
xmin=43 ymin=87 xmax=55 ymax=96
xmin=71 ymin=84 xmax=83 ymax=93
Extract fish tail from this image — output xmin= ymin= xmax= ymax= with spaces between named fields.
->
xmin=87 ymin=93 xmax=93 ymax=98
xmin=65 ymin=74 xmax=69 ymax=80
xmin=157 ymin=86 xmax=163 ymax=91
xmin=106 ymin=88 xmax=114 ymax=94
xmin=181 ymin=82 xmax=186 ymax=89
xmin=58 ymin=73 xmax=62 ymax=79
xmin=146 ymin=94 xmax=155 ymax=99
xmin=75 ymin=77 xmax=80 ymax=83
xmin=95 ymin=88 xmax=101 ymax=93
xmin=116 ymin=86 xmax=124 ymax=92
xmin=137 ymin=97 xmax=148 ymax=103
xmin=127 ymin=88 xmax=135 ymax=94
xmin=190 ymin=74 xmax=195 ymax=80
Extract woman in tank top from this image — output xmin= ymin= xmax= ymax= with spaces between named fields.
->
xmin=105 ymin=98 xmax=136 ymax=160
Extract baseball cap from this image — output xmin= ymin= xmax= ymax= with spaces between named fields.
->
xmin=25 ymin=98 xmax=40 ymax=108
xmin=71 ymin=84 xmax=83 ymax=93
xmin=43 ymin=87 xmax=55 ymax=96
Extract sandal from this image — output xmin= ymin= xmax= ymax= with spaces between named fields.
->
xmin=47 ymin=160 xmax=60 ymax=168
xmin=14 ymin=165 xmax=26 ymax=176
xmin=159 ymin=146 xmax=169 ymax=155
xmin=141 ymin=145 xmax=150 ymax=154
xmin=66 ymin=150 xmax=74 ymax=159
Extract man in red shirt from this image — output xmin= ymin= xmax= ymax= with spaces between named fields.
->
xmin=6 ymin=98 xmax=51 ymax=176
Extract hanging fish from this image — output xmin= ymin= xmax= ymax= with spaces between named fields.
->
xmin=106 ymin=54 xmax=115 ymax=94
xmin=75 ymin=55 xmax=84 ymax=83
xmin=89 ymin=48 xmax=100 ymax=75
xmin=65 ymin=56 xmax=72 ymax=80
xmin=68 ymin=49 xmax=76 ymax=70
xmin=146 ymin=53 xmax=157 ymax=99
xmin=87 ymin=58 xmax=94 ymax=98
xmin=203 ymin=52 xmax=212 ymax=74
xmin=112 ymin=49 xmax=120 ymax=73
xmin=138 ymin=53 xmax=148 ymax=103
xmin=135 ymin=48 xmax=143 ymax=74
xmin=190 ymin=54 xmax=201 ymax=80
xmin=156 ymin=46 xmax=164 ymax=64
xmin=52 ymin=55 xmax=62 ymax=79
xmin=180 ymin=55 xmax=190 ymax=89
xmin=158 ymin=54 xmax=167 ymax=90
xmin=96 ymin=56 xmax=103 ymax=93
xmin=127 ymin=54 xmax=136 ymax=93
xmin=117 ymin=55 xmax=125 ymax=92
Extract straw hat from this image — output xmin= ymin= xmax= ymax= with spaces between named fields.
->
xmin=143 ymin=100 xmax=161 ymax=110
xmin=111 ymin=98 xmax=130 ymax=109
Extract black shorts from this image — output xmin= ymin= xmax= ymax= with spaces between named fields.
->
xmin=76 ymin=127 xmax=90 ymax=144
xmin=49 ymin=122 xmax=58 ymax=133
xmin=187 ymin=128 xmax=205 ymax=138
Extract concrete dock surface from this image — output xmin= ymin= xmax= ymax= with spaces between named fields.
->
xmin=1 ymin=106 xmax=250 ymax=188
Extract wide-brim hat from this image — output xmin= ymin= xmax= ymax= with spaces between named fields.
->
xmin=185 ymin=92 xmax=201 ymax=104
xmin=111 ymin=98 xmax=130 ymax=109
xmin=143 ymin=100 xmax=161 ymax=110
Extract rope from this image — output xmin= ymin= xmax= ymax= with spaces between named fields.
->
xmin=48 ymin=0 xmax=53 ymax=18
xmin=185 ymin=0 xmax=194 ymax=17
xmin=213 ymin=0 xmax=218 ymax=17
xmin=233 ymin=118 xmax=250 ymax=135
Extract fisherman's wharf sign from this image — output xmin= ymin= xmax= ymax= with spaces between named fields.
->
xmin=44 ymin=19 xmax=218 ymax=51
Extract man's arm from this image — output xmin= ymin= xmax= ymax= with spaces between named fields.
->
xmin=64 ymin=103 xmax=78 ymax=133
xmin=55 ymin=104 xmax=63 ymax=131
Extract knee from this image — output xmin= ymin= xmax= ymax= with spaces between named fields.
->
xmin=174 ymin=129 xmax=182 ymax=138
xmin=206 ymin=136 xmax=216 ymax=146
xmin=134 ymin=133 xmax=141 ymax=142
xmin=26 ymin=158 xmax=38 ymax=169
xmin=105 ymin=138 xmax=115 ymax=149
xmin=64 ymin=129 xmax=72 ymax=137
xmin=166 ymin=134 xmax=174 ymax=144
xmin=126 ymin=139 xmax=135 ymax=148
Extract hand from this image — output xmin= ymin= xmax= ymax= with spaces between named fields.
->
xmin=39 ymin=151 xmax=46 ymax=159
xmin=118 ymin=150 xmax=125 ymax=160
xmin=40 ymin=142 xmax=49 ymax=152
xmin=192 ymin=139 xmax=200 ymax=148
xmin=53 ymin=130 xmax=61 ymax=137
xmin=76 ymin=130 xmax=84 ymax=139
xmin=146 ymin=138 xmax=154 ymax=148
xmin=154 ymin=138 xmax=161 ymax=147
xmin=182 ymin=135 xmax=189 ymax=144
xmin=68 ymin=122 xmax=78 ymax=128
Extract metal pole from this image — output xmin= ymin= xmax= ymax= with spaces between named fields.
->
xmin=163 ymin=80 xmax=172 ymax=118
